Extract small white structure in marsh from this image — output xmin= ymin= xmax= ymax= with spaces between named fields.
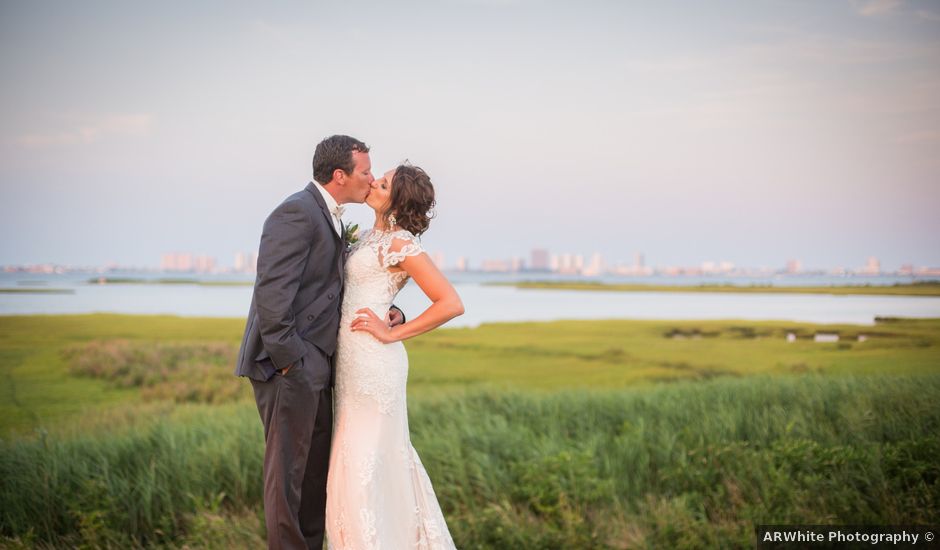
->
xmin=814 ymin=333 xmax=839 ymax=343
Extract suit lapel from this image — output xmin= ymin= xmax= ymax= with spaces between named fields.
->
xmin=304 ymin=182 xmax=342 ymax=244
xmin=337 ymin=237 xmax=347 ymax=286
xmin=304 ymin=182 xmax=345 ymax=286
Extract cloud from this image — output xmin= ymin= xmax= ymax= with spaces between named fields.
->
xmin=13 ymin=113 xmax=154 ymax=148
xmin=738 ymin=31 xmax=938 ymax=68
xmin=916 ymin=10 xmax=940 ymax=22
xmin=894 ymin=129 xmax=940 ymax=144
xmin=853 ymin=0 xmax=903 ymax=17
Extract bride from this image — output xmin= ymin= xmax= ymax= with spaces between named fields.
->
xmin=325 ymin=163 xmax=463 ymax=549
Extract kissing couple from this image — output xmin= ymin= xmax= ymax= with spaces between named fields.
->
xmin=235 ymin=135 xmax=464 ymax=549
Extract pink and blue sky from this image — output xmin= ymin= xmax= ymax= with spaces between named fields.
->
xmin=1 ymin=0 xmax=938 ymax=270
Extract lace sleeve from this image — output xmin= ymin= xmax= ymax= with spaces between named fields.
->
xmin=379 ymin=230 xmax=424 ymax=269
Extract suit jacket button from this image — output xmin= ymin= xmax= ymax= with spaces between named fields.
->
xmin=328 ymin=293 xmax=334 ymax=300
xmin=307 ymin=315 xmax=314 ymax=320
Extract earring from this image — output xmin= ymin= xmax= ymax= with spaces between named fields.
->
xmin=387 ymin=213 xmax=397 ymax=228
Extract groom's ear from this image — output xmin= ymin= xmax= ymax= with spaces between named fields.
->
xmin=331 ymin=168 xmax=346 ymax=186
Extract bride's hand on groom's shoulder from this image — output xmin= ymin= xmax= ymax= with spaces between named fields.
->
xmin=350 ymin=308 xmax=398 ymax=343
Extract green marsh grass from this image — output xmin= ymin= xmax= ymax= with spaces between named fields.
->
xmin=2 ymin=376 xmax=939 ymax=548
xmin=4 ymin=315 xmax=939 ymax=434
xmin=1 ymin=314 xmax=939 ymax=548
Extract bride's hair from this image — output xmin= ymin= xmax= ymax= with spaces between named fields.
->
xmin=386 ymin=163 xmax=435 ymax=236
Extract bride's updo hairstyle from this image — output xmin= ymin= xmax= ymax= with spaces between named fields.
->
xmin=387 ymin=164 xmax=436 ymax=236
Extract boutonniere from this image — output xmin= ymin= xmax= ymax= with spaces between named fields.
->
xmin=342 ymin=222 xmax=360 ymax=246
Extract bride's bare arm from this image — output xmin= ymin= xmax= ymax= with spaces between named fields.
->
xmin=350 ymin=240 xmax=463 ymax=343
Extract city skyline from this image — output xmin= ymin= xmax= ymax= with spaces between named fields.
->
xmin=2 ymin=1 xmax=939 ymax=269
xmin=5 ymin=247 xmax=938 ymax=278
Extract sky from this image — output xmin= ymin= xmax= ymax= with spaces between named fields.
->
xmin=1 ymin=0 xmax=938 ymax=271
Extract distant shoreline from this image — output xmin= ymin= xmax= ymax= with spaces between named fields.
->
xmin=80 ymin=277 xmax=940 ymax=297
xmin=0 ymin=288 xmax=75 ymax=294
xmin=86 ymin=277 xmax=252 ymax=287
xmin=491 ymin=280 xmax=940 ymax=297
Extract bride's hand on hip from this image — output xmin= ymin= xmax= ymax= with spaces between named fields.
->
xmin=350 ymin=308 xmax=397 ymax=343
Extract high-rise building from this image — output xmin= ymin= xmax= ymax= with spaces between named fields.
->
xmin=582 ymin=252 xmax=605 ymax=276
xmin=234 ymin=252 xmax=247 ymax=272
xmin=786 ymin=259 xmax=802 ymax=274
xmin=160 ymin=253 xmax=177 ymax=271
xmin=454 ymin=256 xmax=467 ymax=271
xmin=194 ymin=255 xmax=216 ymax=273
xmin=530 ymin=248 xmax=550 ymax=271
xmin=612 ymin=252 xmax=652 ymax=276
xmin=556 ymin=253 xmax=575 ymax=274
xmin=431 ymin=252 xmax=445 ymax=269
xmin=161 ymin=252 xmax=194 ymax=271
xmin=161 ymin=252 xmax=218 ymax=272
xmin=864 ymin=256 xmax=881 ymax=275
xmin=481 ymin=259 xmax=510 ymax=272
xmin=177 ymin=253 xmax=193 ymax=271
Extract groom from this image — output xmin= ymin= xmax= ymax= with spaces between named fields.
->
xmin=235 ymin=135 xmax=402 ymax=549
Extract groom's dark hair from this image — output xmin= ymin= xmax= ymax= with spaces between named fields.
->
xmin=312 ymin=135 xmax=370 ymax=184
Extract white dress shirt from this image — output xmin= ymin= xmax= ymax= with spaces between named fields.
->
xmin=311 ymin=182 xmax=343 ymax=236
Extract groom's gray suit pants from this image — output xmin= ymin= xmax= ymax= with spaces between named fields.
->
xmin=251 ymin=341 xmax=333 ymax=550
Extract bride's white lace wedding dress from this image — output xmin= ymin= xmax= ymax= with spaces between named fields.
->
xmin=325 ymin=228 xmax=457 ymax=550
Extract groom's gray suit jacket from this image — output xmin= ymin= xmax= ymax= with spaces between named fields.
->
xmin=235 ymin=182 xmax=345 ymax=382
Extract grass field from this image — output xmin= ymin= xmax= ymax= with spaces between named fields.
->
xmin=495 ymin=280 xmax=940 ymax=296
xmin=1 ymin=314 xmax=938 ymax=548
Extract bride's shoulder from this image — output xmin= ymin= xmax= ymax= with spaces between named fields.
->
xmin=386 ymin=229 xmax=423 ymax=257
xmin=389 ymin=228 xmax=418 ymax=242
xmin=378 ymin=229 xmax=424 ymax=268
